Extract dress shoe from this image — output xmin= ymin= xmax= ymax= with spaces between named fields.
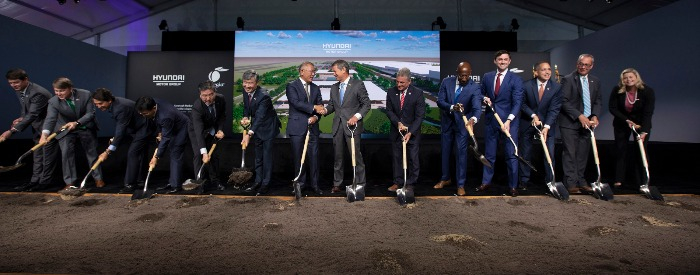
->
xmin=387 ymin=184 xmax=399 ymax=192
xmin=156 ymin=185 xmax=180 ymax=194
xmin=510 ymin=188 xmax=518 ymax=197
xmin=216 ymin=184 xmax=226 ymax=191
xmin=62 ymin=184 xmax=75 ymax=190
xmin=457 ymin=187 xmax=466 ymax=196
xmin=15 ymin=182 xmax=38 ymax=191
xmin=331 ymin=186 xmax=342 ymax=193
xmin=614 ymin=182 xmax=622 ymax=188
xmin=580 ymin=186 xmax=593 ymax=193
xmin=95 ymin=180 xmax=106 ymax=188
xmin=256 ymin=185 xmax=269 ymax=195
xmin=475 ymin=184 xmax=490 ymax=192
xmin=568 ymin=187 xmax=581 ymax=194
xmin=311 ymin=186 xmax=323 ymax=195
xmin=433 ymin=180 xmax=451 ymax=189
xmin=518 ymin=182 xmax=529 ymax=191
xmin=25 ymin=184 xmax=50 ymax=192
xmin=245 ymin=183 xmax=260 ymax=192
xmin=119 ymin=184 xmax=136 ymax=193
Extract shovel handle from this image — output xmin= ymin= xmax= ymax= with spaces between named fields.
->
xmin=91 ymin=157 xmax=104 ymax=170
xmin=492 ymin=112 xmax=512 ymax=138
xmin=637 ymin=139 xmax=648 ymax=168
xmin=300 ymin=130 xmax=310 ymax=166
xmin=402 ymin=140 xmax=407 ymax=170
xmin=350 ymin=135 xmax=356 ymax=167
xmin=590 ymin=132 xmax=600 ymax=165
xmin=30 ymin=133 xmax=57 ymax=151
xmin=208 ymin=142 xmax=218 ymax=157
xmin=148 ymin=148 xmax=159 ymax=171
xmin=242 ymin=129 xmax=248 ymax=149
xmin=464 ymin=115 xmax=475 ymax=136
xmin=539 ymin=134 xmax=553 ymax=165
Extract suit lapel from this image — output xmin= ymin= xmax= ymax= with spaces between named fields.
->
xmin=341 ymin=81 xmax=352 ymax=106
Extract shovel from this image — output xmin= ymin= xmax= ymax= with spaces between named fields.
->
xmin=228 ymin=128 xmax=253 ymax=188
xmin=346 ymin=124 xmax=365 ymax=202
xmin=458 ymin=104 xmax=492 ymax=168
xmin=534 ymin=125 xmax=569 ymax=200
xmin=396 ymin=129 xmax=415 ymax=206
xmin=588 ymin=128 xmax=614 ymax=201
xmin=131 ymin=148 xmax=158 ymax=200
xmin=632 ymin=127 xmax=664 ymax=201
xmin=183 ymin=138 xmax=221 ymax=191
xmin=292 ymin=125 xmax=312 ymax=201
xmin=58 ymin=157 xmax=103 ymax=200
xmin=485 ymin=102 xmax=537 ymax=172
xmin=0 ymin=128 xmax=68 ymax=173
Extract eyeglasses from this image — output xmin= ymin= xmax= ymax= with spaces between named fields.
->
xmin=577 ymin=62 xmax=592 ymax=68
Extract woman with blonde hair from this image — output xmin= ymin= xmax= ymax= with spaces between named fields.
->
xmin=608 ymin=68 xmax=655 ymax=188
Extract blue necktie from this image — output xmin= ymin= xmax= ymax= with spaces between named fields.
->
xmin=582 ymin=76 xmax=591 ymax=117
xmin=453 ymin=86 xmax=463 ymax=104
xmin=339 ymin=82 xmax=346 ymax=105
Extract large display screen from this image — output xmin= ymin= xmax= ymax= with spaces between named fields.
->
xmin=233 ymin=30 xmax=440 ymax=136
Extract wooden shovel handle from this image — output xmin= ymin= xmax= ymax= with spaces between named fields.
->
xmin=590 ymin=132 xmax=600 ymax=165
xmin=637 ymin=139 xmax=648 ymax=168
xmin=30 ymin=133 xmax=57 ymax=151
xmin=540 ymin=134 xmax=553 ymax=165
xmin=148 ymin=149 xmax=159 ymax=171
xmin=402 ymin=139 xmax=407 ymax=170
xmin=463 ymin=115 xmax=475 ymax=136
xmin=350 ymin=135 xmax=356 ymax=167
xmin=492 ymin=112 xmax=512 ymax=138
xmin=300 ymin=130 xmax=310 ymax=166
xmin=242 ymin=130 xmax=248 ymax=149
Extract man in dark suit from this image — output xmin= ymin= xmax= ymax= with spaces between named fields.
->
xmin=321 ymin=60 xmax=371 ymax=194
xmin=285 ymin=62 xmax=324 ymax=195
xmin=434 ymin=62 xmax=482 ymax=196
xmin=241 ymin=70 xmax=281 ymax=195
xmin=135 ymin=96 xmax=190 ymax=194
xmin=558 ymin=53 xmax=602 ymax=193
xmin=188 ymin=81 xmax=226 ymax=192
xmin=479 ymin=50 xmax=524 ymax=197
xmin=93 ymin=88 xmax=155 ymax=193
xmin=40 ymin=77 xmax=103 ymax=190
xmin=386 ymin=67 xmax=425 ymax=192
xmin=518 ymin=61 xmax=562 ymax=190
xmin=2 ymin=69 xmax=58 ymax=191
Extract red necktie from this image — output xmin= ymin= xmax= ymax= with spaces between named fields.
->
xmin=400 ymin=91 xmax=405 ymax=110
xmin=538 ymin=83 xmax=545 ymax=101
xmin=494 ymin=73 xmax=502 ymax=97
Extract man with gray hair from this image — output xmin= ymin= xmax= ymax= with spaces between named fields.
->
xmin=385 ymin=67 xmax=425 ymax=192
xmin=241 ymin=70 xmax=281 ymax=195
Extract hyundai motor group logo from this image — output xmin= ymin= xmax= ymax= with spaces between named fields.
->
xmin=323 ymin=43 xmax=352 ymax=54
xmin=209 ymin=67 xmax=229 ymax=89
xmin=153 ymin=74 xmax=185 ymax=86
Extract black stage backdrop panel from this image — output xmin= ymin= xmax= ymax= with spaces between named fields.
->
xmin=126 ymin=51 xmax=236 ymax=135
xmin=439 ymin=51 xmax=549 ymax=139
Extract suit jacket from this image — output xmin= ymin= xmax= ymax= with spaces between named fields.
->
xmin=109 ymin=97 xmax=152 ymax=149
xmin=286 ymin=79 xmax=322 ymax=136
xmin=519 ymin=78 xmax=562 ymax=137
xmin=609 ymin=85 xmax=655 ymax=134
xmin=558 ymin=71 xmax=602 ymax=129
xmin=14 ymin=82 xmax=52 ymax=133
xmin=436 ymin=77 xmax=482 ymax=135
xmin=43 ymin=88 xmax=98 ymax=133
xmin=153 ymin=98 xmax=190 ymax=159
xmin=325 ymin=78 xmax=370 ymax=136
xmin=243 ymin=87 xmax=280 ymax=141
xmin=386 ymin=85 xmax=425 ymax=140
xmin=189 ymin=93 xmax=226 ymax=151
xmin=481 ymin=70 xmax=523 ymax=128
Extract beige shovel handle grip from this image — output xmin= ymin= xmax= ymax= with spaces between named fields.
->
xmin=242 ymin=130 xmax=248 ymax=149
xmin=208 ymin=143 xmax=218 ymax=156
xmin=402 ymin=140 xmax=407 ymax=169
xmin=350 ymin=135 xmax=356 ymax=167
xmin=300 ymin=130 xmax=310 ymax=166
xmin=148 ymin=148 xmax=159 ymax=171
xmin=462 ymin=114 xmax=475 ymax=137
xmin=492 ymin=112 xmax=512 ymax=138
xmin=31 ymin=133 xmax=57 ymax=151
xmin=91 ymin=154 xmax=106 ymax=170
xmin=540 ymin=134 xmax=553 ymax=165
xmin=637 ymin=139 xmax=648 ymax=168
xmin=590 ymin=134 xmax=600 ymax=165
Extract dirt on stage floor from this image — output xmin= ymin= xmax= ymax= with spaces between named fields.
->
xmin=1 ymin=193 xmax=699 ymax=274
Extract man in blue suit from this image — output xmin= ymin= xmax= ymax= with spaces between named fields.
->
xmin=518 ymin=61 xmax=562 ymax=190
xmin=285 ymin=62 xmax=324 ymax=195
xmin=241 ymin=70 xmax=281 ymax=195
xmin=434 ymin=62 xmax=482 ymax=196
xmin=135 ymin=96 xmax=190 ymax=194
xmin=386 ymin=67 xmax=425 ymax=192
xmin=479 ymin=50 xmax=524 ymax=197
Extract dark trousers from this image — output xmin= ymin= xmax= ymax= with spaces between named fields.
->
xmin=254 ymin=137 xmax=274 ymax=187
xmin=560 ymin=127 xmax=592 ymax=188
xmin=31 ymin=129 xmax=58 ymax=185
xmin=191 ymin=134 xmax=221 ymax=185
xmin=483 ymin=123 xmax=519 ymax=189
xmin=614 ymin=126 xmax=649 ymax=185
xmin=166 ymin=129 xmax=188 ymax=188
xmin=392 ymin=135 xmax=420 ymax=186
xmin=124 ymin=134 xmax=151 ymax=187
xmin=440 ymin=127 xmax=468 ymax=186
xmin=290 ymin=132 xmax=319 ymax=189
xmin=519 ymin=127 xmax=555 ymax=184
xmin=332 ymin=129 xmax=366 ymax=186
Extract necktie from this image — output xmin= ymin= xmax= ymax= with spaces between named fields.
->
xmin=304 ymin=83 xmax=310 ymax=100
xmin=66 ymin=98 xmax=76 ymax=111
xmin=208 ymin=104 xmax=215 ymax=118
xmin=453 ymin=86 xmax=462 ymax=104
xmin=339 ymin=82 xmax=346 ymax=105
xmin=20 ymin=91 xmax=26 ymax=104
xmin=582 ymin=76 xmax=591 ymax=117
xmin=538 ymin=83 xmax=545 ymax=101
xmin=494 ymin=73 xmax=502 ymax=97
xmin=400 ymin=91 xmax=405 ymax=110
